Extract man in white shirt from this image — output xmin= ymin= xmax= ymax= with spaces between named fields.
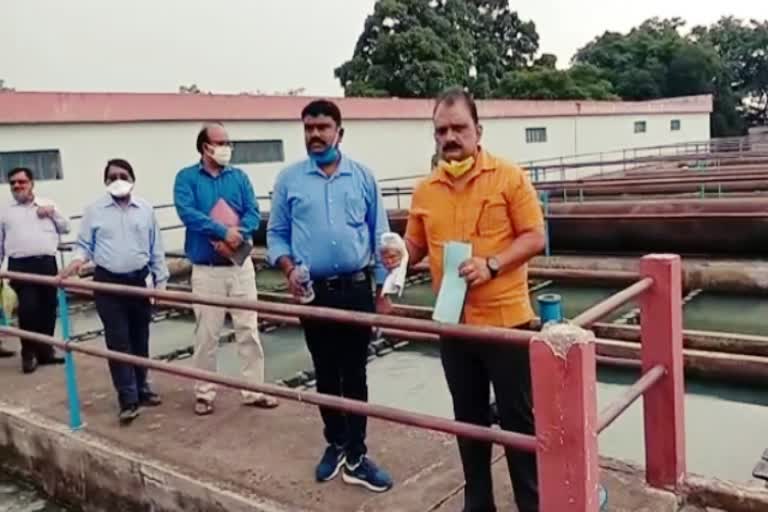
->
xmin=0 ymin=167 xmax=69 ymax=373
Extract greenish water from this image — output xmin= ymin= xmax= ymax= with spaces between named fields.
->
xmin=684 ymin=291 xmax=768 ymax=335
xmin=0 ymin=473 xmax=71 ymax=511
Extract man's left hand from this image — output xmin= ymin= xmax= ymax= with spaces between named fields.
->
xmin=376 ymin=294 xmax=394 ymax=315
xmin=37 ymin=206 xmax=55 ymax=219
xmin=459 ymin=257 xmax=492 ymax=287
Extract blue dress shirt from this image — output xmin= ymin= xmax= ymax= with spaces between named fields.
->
xmin=174 ymin=163 xmax=261 ymax=265
xmin=267 ymin=155 xmax=390 ymax=284
xmin=75 ymin=194 xmax=169 ymax=286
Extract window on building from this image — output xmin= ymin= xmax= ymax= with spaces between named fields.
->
xmin=525 ymin=127 xmax=547 ymax=143
xmin=231 ymin=140 xmax=284 ymax=165
xmin=634 ymin=121 xmax=647 ymax=134
xmin=671 ymin=119 xmax=681 ymax=131
xmin=0 ymin=150 xmax=63 ymax=182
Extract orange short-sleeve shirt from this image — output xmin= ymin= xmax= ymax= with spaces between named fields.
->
xmin=405 ymin=149 xmax=544 ymax=328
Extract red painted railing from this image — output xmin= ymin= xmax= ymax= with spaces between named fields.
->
xmin=0 ymin=253 xmax=686 ymax=511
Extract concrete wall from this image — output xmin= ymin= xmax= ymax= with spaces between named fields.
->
xmin=0 ymin=405 xmax=294 ymax=512
xmin=0 ymin=111 xmax=710 ymax=251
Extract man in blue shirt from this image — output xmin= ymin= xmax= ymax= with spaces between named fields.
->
xmin=174 ymin=122 xmax=278 ymax=416
xmin=267 ymin=100 xmax=393 ymax=493
xmin=61 ymin=159 xmax=169 ymax=424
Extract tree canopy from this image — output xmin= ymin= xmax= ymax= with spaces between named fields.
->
xmin=334 ymin=0 xmax=539 ymax=98
xmin=337 ymin=3 xmax=767 ymax=134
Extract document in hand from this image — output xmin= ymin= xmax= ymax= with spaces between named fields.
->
xmin=209 ymin=198 xmax=240 ymax=227
xmin=432 ymin=241 xmax=472 ymax=324
xmin=228 ymin=241 xmax=253 ymax=266
xmin=209 ymin=199 xmax=251 ymax=266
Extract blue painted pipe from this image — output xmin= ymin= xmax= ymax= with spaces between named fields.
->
xmin=537 ymin=293 xmax=562 ymax=324
xmin=58 ymin=288 xmax=83 ymax=431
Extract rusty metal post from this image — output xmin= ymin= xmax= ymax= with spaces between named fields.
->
xmin=640 ymin=254 xmax=686 ymax=490
xmin=531 ymin=323 xmax=600 ymax=512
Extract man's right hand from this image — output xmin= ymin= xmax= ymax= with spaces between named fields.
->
xmin=285 ymin=267 xmax=306 ymax=301
xmin=59 ymin=260 xmax=84 ymax=279
xmin=381 ymin=246 xmax=403 ymax=271
xmin=225 ymin=227 xmax=244 ymax=248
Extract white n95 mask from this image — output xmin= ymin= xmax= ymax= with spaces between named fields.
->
xmin=107 ymin=179 xmax=134 ymax=198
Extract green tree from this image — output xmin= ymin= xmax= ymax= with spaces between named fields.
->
xmin=692 ymin=17 xmax=768 ymax=126
xmin=335 ymin=0 xmax=539 ymax=98
xmin=179 ymin=84 xmax=202 ymax=94
xmin=573 ymin=17 xmax=743 ymax=136
xmin=495 ymin=64 xmax=617 ymax=100
xmin=574 ymin=18 xmax=720 ymax=100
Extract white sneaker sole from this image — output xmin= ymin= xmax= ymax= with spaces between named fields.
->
xmin=341 ymin=471 xmax=392 ymax=493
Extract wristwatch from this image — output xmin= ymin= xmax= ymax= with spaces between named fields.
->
xmin=486 ymin=257 xmax=501 ymax=278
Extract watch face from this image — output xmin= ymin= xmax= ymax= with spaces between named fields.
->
xmin=488 ymin=257 xmax=500 ymax=271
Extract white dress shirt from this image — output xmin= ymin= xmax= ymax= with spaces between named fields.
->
xmin=0 ymin=197 xmax=70 ymax=263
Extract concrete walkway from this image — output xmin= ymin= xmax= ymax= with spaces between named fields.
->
xmin=0 ymin=334 xmax=692 ymax=512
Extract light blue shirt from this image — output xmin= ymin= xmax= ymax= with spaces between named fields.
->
xmin=75 ymin=194 xmax=169 ymax=286
xmin=267 ymin=155 xmax=390 ymax=284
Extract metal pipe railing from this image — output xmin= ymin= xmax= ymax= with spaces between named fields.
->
xmin=0 ymin=271 xmax=533 ymax=347
xmin=529 ymin=268 xmax=642 ymax=282
xmin=572 ymin=278 xmax=654 ymax=327
xmin=597 ymin=364 xmax=666 ymax=433
xmin=0 ymin=325 xmax=537 ymax=452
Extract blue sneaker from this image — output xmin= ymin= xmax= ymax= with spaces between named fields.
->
xmin=342 ymin=456 xmax=393 ymax=492
xmin=316 ymin=445 xmax=346 ymax=482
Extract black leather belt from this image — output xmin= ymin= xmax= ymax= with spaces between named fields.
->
xmin=204 ymin=260 xmax=233 ymax=267
xmin=314 ymin=270 xmax=369 ymax=290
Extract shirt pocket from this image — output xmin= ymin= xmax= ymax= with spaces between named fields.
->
xmin=128 ymin=218 xmax=150 ymax=252
xmin=475 ymin=198 xmax=510 ymax=237
xmin=345 ymin=193 xmax=366 ymax=227
xmin=38 ymin=217 xmax=58 ymax=235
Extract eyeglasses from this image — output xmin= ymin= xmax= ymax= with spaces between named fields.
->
xmin=106 ymin=173 xmax=132 ymax=182
xmin=9 ymin=179 xmax=30 ymax=186
xmin=208 ymin=140 xmax=233 ymax=148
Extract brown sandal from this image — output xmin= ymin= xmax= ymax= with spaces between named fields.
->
xmin=244 ymin=395 xmax=279 ymax=409
xmin=194 ymin=399 xmax=214 ymax=416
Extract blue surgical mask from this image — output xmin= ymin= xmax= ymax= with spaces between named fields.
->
xmin=308 ymin=134 xmax=341 ymax=166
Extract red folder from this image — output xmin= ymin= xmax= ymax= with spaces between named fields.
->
xmin=209 ymin=199 xmax=240 ymax=227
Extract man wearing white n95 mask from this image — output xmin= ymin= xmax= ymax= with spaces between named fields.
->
xmin=61 ymin=159 xmax=169 ymax=425
xmin=174 ymin=122 xmax=278 ymax=416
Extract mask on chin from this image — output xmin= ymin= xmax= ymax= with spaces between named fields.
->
xmin=437 ymin=156 xmax=476 ymax=178
xmin=107 ymin=179 xmax=134 ymax=198
xmin=308 ymin=133 xmax=341 ymax=166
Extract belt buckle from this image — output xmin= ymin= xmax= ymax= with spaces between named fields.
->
xmin=325 ymin=275 xmax=341 ymax=291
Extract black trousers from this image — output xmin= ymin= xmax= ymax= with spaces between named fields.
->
xmin=8 ymin=256 xmax=58 ymax=363
xmin=93 ymin=266 xmax=152 ymax=409
xmin=300 ymin=273 xmax=374 ymax=462
xmin=441 ymin=332 xmax=539 ymax=512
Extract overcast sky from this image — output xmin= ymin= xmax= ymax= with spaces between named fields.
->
xmin=1 ymin=0 xmax=765 ymax=96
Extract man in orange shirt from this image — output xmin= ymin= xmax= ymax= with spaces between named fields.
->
xmin=382 ymin=87 xmax=545 ymax=512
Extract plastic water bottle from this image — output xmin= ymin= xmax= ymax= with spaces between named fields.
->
xmin=294 ymin=264 xmax=315 ymax=304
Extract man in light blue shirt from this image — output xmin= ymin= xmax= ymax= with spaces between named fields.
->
xmin=62 ymin=159 xmax=169 ymax=425
xmin=267 ymin=100 xmax=393 ymax=493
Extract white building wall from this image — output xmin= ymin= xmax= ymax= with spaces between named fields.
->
xmin=0 ymin=111 xmax=710 ymax=251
